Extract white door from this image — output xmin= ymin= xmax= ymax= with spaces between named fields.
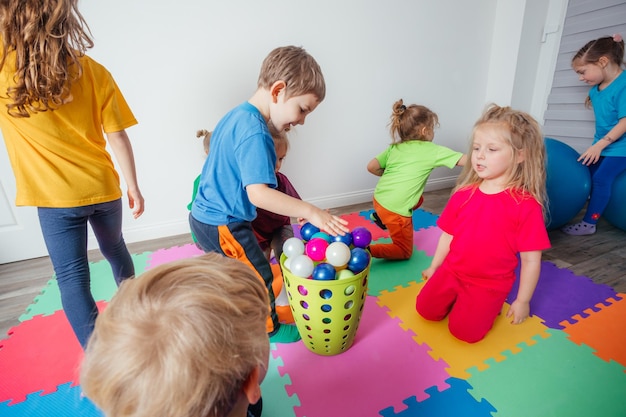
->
xmin=0 ymin=131 xmax=48 ymax=264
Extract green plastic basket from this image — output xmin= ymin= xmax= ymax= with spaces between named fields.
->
xmin=280 ymin=254 xmax=370 ymax=356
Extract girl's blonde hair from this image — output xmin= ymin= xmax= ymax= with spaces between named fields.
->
xmin=196 ymin=129 xmax=212 ymax=154
xmin=455 ymin=104 xmax=547 ymax=217
xmin=81 ymin=253 xmax=270 ymax=417
xmin=389 ymin=99 xmax=439 ymax=145
xmin=270 ymin=125 xmax=290 ymax=151
xmin=0 ymin=0 xmax=94 ymax=117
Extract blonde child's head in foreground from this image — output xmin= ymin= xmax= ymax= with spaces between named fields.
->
xmin=80 ymin=253 xmax=270 ymax=417
xmin=456 ymin=104 xmax=547 ymax=212
xmin=388 ymin=99 xmax=439 ymax=145
xmin=257 ymin=45 xmax=325 ymax=133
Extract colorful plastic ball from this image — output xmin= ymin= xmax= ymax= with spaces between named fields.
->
xmin=351 ymin=226 xmax=372 ymax=248
xmin=337 ymin=269 xmax=355 ymax=280
xmin=325 ymin=241 xmax=351 ymax=267
xmin=305 ymin=237 xmax=329 ymax=262
xmin=603 ymin=170 xmax=626 ymax=231
xmin=300 ymin=222 xmax=320 ymax=242
xmin=347 ymin=247 xmax=370 ymax=274
xmin=283 ymin=256 xmax=292 ymax=271
xmin=312 ymin=263 xmax=336 ymax=281
xmin=282 ymin=237 xmax=305 ymax=258
xmin=289 ymin=254 xmax=314 ymax=278
xmin=310 ymin=231 xmax=331 ymax=243
xmin=331 ymin=232 xmax=353 ymax=247
xmin=319 ymin=289 xmax=333 ymax=299
xmin=544 ymin=138 xmax=591 ymax=230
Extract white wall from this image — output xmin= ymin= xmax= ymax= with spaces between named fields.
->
xmin=1 ymin=0 xmax=565 ymax=256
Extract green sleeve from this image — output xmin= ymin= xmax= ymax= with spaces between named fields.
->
xmin=187 ymin=175 xmax=201 ymax=211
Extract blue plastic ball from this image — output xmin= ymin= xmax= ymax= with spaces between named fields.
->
xmin=331 ymin=232 xmax=353 ymax=247
xmin=300 ymin=222 xmax=321 ymax=242
xmin=312 ymin=263 xmax=337 ymax=281
xmin=347 ymin=247 xmax=370 ymax=274
xmin=544 ymin=138 xmax=591 ymax=230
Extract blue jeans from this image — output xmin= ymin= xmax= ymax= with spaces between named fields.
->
xmin=38 ymin=199 xmax=134 ymax=347
xmin=585 ymin=156 xmax=626 ymax=224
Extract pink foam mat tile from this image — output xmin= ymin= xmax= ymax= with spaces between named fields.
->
xmin=412 ymin=226 xmax=442 ymax=257
xmin=147 ymin=243 xmax=203 ymax=270
xmin=272 ymin=296 xmax=450 ymax=417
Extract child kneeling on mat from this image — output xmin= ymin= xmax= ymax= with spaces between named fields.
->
xmin=416 ymin=104 xmax=551 ymax=343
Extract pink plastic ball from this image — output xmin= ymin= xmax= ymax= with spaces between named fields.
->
xmin=305 ymin=237 xmax=329 ymax=262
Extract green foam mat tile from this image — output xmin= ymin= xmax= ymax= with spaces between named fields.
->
xmin=467 ymin=328 xmax=626 ymax=417
xmin=367 ymin=244 xmax=430 ymax=296
xmin=260 ymin=343 xmax=299 ymax=417
xmin=19 ymin=252 xmax=149 ymax=322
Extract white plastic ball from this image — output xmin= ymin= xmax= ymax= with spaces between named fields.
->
xmin=284 ymin=256 xmax=292 ymax=271
xmin=282 ymin=237 xmax=305 ymax=258
xmin=325 ymin=241 xmax=351 ymax=267
xmin=289 ymin=254 xmax=314 ymax=278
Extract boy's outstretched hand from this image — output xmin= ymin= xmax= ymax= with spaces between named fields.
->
xmin=308 ymin=209 xmax=349 ymax=236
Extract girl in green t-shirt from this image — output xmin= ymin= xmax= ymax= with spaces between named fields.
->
xmin=367 ymin=99 xmax=466 ymax=260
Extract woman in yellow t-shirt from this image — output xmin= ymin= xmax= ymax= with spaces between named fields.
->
xmin=0 ymin=0 xmax=144 ymax=347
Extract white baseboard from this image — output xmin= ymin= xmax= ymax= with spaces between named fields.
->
xmin=308 ymin=176 xmax=457 ymax=209
xmin=88 ymin=219 xmax=192 ymax=250
xmin=90 ymin=176 xmax=458 ymax=248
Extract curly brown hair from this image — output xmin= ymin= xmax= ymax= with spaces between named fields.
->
xmin=0 ymin=0 xmax=94 ymax=117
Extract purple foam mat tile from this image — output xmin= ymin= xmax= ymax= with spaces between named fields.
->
xmin=507 ymin=261 xmax=621 ymax=329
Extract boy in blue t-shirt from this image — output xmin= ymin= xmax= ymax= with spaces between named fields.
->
xmin=190 ymin=45 xmax=348 ymax=343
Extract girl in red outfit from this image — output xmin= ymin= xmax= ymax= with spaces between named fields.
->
xmin=416 ymin=104 xmax=550 ymax=343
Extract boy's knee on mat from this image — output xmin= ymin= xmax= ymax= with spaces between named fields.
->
xmin=369 ymin=244 xmax=413 ymax=260
xmin=399 ymin=246 xmax=413 ymax=259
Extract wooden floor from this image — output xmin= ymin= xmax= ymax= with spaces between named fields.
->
xmin=1 ymin=187 xmax=624 ymax=338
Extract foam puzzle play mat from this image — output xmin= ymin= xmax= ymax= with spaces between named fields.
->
xmin=1 ymin=208 xmax=625 ymax=417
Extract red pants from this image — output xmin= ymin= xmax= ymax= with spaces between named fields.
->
xmin=415 ymin=263 xmax=510 ymax=343
xmin=369 ymin=197 xmax=422 ymax=260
